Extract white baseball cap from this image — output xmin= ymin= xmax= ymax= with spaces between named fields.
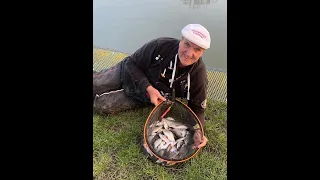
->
xmin=181 ymin=24 xmax=211 ymax=49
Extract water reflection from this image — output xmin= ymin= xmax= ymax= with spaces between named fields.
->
xmin=180 ymin=0 xmax=220 ymax=9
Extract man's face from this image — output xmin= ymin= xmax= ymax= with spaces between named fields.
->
xmin=178 ymin=37 xmax=205 ymax=67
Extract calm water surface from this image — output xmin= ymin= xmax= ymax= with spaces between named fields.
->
xmin=93 ymin=0 xmax=227 ymax=71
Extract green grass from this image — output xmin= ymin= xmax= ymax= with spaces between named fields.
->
xmin=93 ymin=99 xmax=227 ymax=180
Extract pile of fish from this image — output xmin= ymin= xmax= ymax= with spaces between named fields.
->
xmin=147 ymin=117 xmax=193 ymax=160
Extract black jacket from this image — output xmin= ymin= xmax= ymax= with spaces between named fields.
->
xmin=119 ymin=37 xmax=208 ymax=126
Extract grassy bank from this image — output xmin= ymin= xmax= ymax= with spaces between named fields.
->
xmin=93 ymin=99 xmax=227 ymax=180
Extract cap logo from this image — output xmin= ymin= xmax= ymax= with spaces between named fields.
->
xmin=191 ymin=29 xmax=206 ymax=39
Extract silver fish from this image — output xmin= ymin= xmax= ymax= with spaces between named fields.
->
xmin=149 ymin=120 xmax=161 ymax=128
xmin=152 ymin=128 xmax=164 ymax=136
xmin=170 ymin=128 xmax=187 ymax=138
xmin=169 ymin=140 xmax=178 ymax=147
xmin=169 ymin=144 xmax=177 ymax=152
xmin=147 ymin=134 xmax=155 ymax=143
xmin=172 ymin=125 xmax=188 ymax=129
xmin=156 ymin=140 xmax=166 ymax=151
xmin=154 ymin=138 xmax=162 ymax=149
xmin=151 ymin=126 xmax=163 ymax=134
xmin=158 ymin=133 xmax=170 ymax=143
xmin=148 ymin=116 xmax=194 ymax=161
xmin=165 ymin=117 xmax=175 ymax=121
xmin=156 ymin=120 xmax=164 ymax=127
xmin=182 ymin=132 xmax=191 ymax=147
xmin=163 ymin=120 xmax=169 ymax=129
xmin=162 ymin=129 xmax=175 ymax=142
xmin=149 ymin=123 xmax=155 ymax=128
xmin=158 ymin=141 xmax=170 ymax=150
xmin=148 ymin=129 xmax=165 ymax=144
xmin=175 ymin=137 xmax=186 ymax=149
xmin=163 ymin=119 xmax=188 ymax=129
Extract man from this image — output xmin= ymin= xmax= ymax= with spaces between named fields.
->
xmin=93 ymin=24 xmax=210 ymax=149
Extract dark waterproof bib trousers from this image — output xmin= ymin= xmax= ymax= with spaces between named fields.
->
xmin=93 ymin=63 xmax=142 ymax=115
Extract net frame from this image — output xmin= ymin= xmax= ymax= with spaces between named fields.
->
xmin=143 ymin=99 xmax=204 ymax=165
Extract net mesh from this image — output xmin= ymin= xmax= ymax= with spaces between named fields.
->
xmin=144 ymin=99 xmax=203 ymax=162
xmin=93 ymin=47 xmax=227 ymax=102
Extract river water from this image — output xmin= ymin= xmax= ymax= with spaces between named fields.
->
xmin=93 ymin=0 xmax=227 ymax=72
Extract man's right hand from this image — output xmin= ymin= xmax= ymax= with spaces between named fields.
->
xmin=146 ymin=85 xmax=166 ymax=106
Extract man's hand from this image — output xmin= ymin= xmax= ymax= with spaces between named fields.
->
xmin=192 ymin=129 xmax=208 ymax=149
xmin=146 ymin=85 xmax=166 ymax=106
